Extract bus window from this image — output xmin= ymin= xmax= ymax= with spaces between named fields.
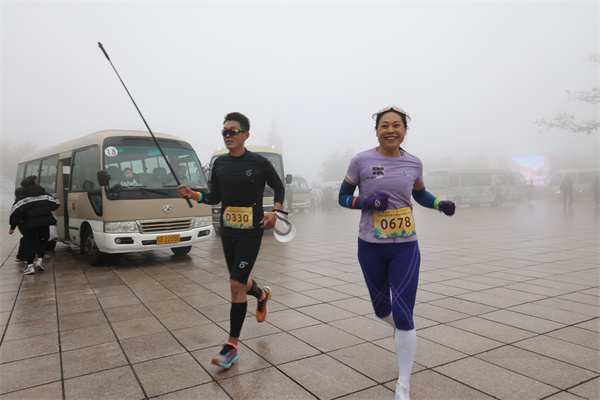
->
xmin=39 ymin=155 xmax=59 ymax=194
xmin=449 ymin=173 xmax=459 ymax=188
xmin=72 ymin=146 xmax=101 ymax=190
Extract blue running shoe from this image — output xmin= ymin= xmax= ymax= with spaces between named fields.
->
xmin=212 ymin=343 xmax=238 ymax=369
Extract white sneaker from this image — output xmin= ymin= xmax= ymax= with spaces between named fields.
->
xmin=35 ymin=259 xmax=44 ymax=272
xmin=23 ymin=265 xmax=35 ymax=275
xmin=395 ymin=382 xmax=410 ymax=400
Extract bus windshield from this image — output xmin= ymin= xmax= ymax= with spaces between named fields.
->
xmin=104 ymin=144 xmax=208 ymax=189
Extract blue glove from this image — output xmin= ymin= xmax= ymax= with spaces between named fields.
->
xmin=437 ymin=200 xmax=455 ymax=216
xmin=363 ymin=193 xmax=389 ymax=211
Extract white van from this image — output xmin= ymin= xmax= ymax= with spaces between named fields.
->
xmin=288 ymin=175 xmax=311 ymax=212
xmin=546 ymin=169 xmax=599 ymax=199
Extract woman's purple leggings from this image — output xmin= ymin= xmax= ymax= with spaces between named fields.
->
xmin=357 ymin=239 xmax=420 ymax=330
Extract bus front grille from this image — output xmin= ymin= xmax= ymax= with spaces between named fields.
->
xmin=139 ymin=218 xmax=193 ymax=233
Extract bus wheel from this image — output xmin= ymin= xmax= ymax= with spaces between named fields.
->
xmin=83 ymin=228 xmax=105 ymax=266
xmin=171 ymin=246 xmax=192 ymax=256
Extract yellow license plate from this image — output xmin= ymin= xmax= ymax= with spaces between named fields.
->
xmin=156 ymin=234 xmax=180 ymax=244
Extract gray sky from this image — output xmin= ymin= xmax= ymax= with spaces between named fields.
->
xmin=1 ymin=1 xmax=598 ymax=185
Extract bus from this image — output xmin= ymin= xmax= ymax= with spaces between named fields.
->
xmin=15 ymin=130 xmax=213 ymax=265
xmin=288 ymin=175 xmax=311 ymax=212
xmin=546 ymin=169 xmax=599 ymax=200
xmin=425 ymin=168 xmax=522 ymax=207
xmin=209 ymin=145 xmax=292 ymax=234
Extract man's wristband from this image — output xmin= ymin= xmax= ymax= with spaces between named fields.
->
xmin=195 ymin=192 xmax=203 ymax=203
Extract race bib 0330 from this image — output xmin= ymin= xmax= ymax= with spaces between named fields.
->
xmin=223 ymin=207 xmax=253 ymax=229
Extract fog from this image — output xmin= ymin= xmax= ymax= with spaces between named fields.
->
xmin=1 ymin=1 xmax=598 ymax=187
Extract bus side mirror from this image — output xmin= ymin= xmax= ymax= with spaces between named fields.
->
xmin=286 ymin=174 xmax=292 ymax=185
xmin=97 ymin=170 xmax=111 ymax=187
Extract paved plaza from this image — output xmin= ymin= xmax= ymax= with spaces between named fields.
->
xmin=0 ymin=197 xmax=598 ymax=399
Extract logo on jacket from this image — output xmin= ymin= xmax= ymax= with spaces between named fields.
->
xmin=368 ymin=166 xmax=385 ymax=179
xmin=239 ymin=261 xmax=248 ymax=269
xmin=246 ymin=170 xmax=252 ymax=176
xmin=163 ymin=205 xmax=174 ymax=213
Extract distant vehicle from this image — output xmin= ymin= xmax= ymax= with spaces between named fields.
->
xmin=15 ymin=130 xmax=213 ymax=265
xmin=546 ymin=169 xmax=599 ymax=200
xmin=425 ymin=168 xmax=520 ymax=207
xmin=288 ymin=175 xmax=311 ymax=212
xmin=209 ymin=145 xmax=292 ymax=234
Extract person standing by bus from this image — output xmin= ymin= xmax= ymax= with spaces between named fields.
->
xmin=560 ymin=175 xmax=574 ymax=210
xmin=8 ymin=175 xmax=60 ymax=274
xmin=338 ymin=106 xmax=455 ymax=400
xmin=177 ymin=112 xmax=285 ymax=369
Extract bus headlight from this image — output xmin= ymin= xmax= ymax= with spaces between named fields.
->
xmin=193 ymin=216 xmax=212 ymax=228
xmin=104 ymin=221 xmax=139 ymax=233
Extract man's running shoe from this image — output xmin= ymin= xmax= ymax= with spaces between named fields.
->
xmin=23 ymin=265 xmax=35 ymax=275
xmin=15 ymin=258 xmax=25 ymax=263
xmin=35 ymin=259 xmax=44 ymax=272
xmin=256 ymin=286 xmax=272 ymax=322
xmin=211 ymin=343 xmax=238 ymax=369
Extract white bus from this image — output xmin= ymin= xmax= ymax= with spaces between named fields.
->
xmin=209 ymin=145 xmax=291 ymax=234
xmin=15 ymin=130 xmax=213 ymax=265
xmin=546 ymin=169 xmax=599 ymax=200
xmin=288 ymin=175 xmax=311 ymax=212
xmin=425 ymin=168 xmax=523 ymax=207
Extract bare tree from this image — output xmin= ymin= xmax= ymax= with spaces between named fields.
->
xmin=536 ymin=54 xmax=599 ymax=135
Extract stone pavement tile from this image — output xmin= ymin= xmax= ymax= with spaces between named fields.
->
xmin=303 ymin=287 xmax=352 ymax=302
xmin=195 ymin=302 xmax=233 ymax=323
xmin=244 ymin=331 xmax=320 ymax=365
xmin=336 ymin=385 xmax=394 ymax=399
xmin=507 ymin=303 xmax=591 ymax=325
xmin=329 ymin=342 xmax=398 ymax=383
xmin=56 ymin=288 xmax=96 ymax=303
xmin=434 ymin=357 xmax=557 ymax=400
xmin=2 ymin=318 xmax=58 ymax=340
xmin=418 ymin=282 xmax=471 ymax=297
xmin=330 ymin=315 xmax=393 ymax=341
xmin=111 ymin=316 xmax=166 ymax=340
xmin=9 ymin=304 xmax=56 ymax=324
xmin=91 ymin=283 xmax=132 ymax=298
xmin=60 ymin=323 xmax=117 ymax=351
xmin=192 ymin=342 xmax=271 ymax=379
xmin=418 ymin=325 xmax=503 ymax=355
xmin=272 ymin=291 xmax=322 ymax=308
xmin=0 ymin=332 xmax=59 ymax=363
xmin=182 ymin=292 xmax=230 ymax=308
xmin=505 ymin=282 xmax=574 ymax=297
xmin=477 ymin=345 xmax=597 ymax=389
xmin=276 ymin=279 xmax=321 ymax=292
xmin=219 ymin=366 xmax=316 ymax=399
xmin=480 ymin=309 xmax=565 ymax=334
xmin=97 ymin=292 xmax=142 ymax=310
xmin=265 ymin=308 xmax=322 ymax=331
xmin=132 ymin=353 xmax=212 ymax=398
xmin=63 ymin=365 xmax=144 ymax=400
xmin=414 ymin=290 xmax=446 ymax=303
xmin=102 ymin=301 xmax=152 ymax=322
xmin=413 ymin=315 xmax=440 ymax=329
xmin=62 ymin=341 xmax=128 ymax=379
xmin=56 ymin=298 xmax=100 ymax=316
xmin=144 ymin=297 xmax=193 ymax=315
xmin=0 ymin=353 xmax=61 ymax=395
xmin=414 ymin=337 xmax=467 ymax=368
xmin=296 ymin=303 xmax=357 ymax=323
xmin=330 ymin=297 xmax=374 ymax=315
xmin=413 ymin=303 xmax=470 ymax=324
xmin=58 ymin=309 xmax=107 ymax=332
xmin=171 ymin=322 xmax=228 ymax=351
xmin=533 ymin=298 xmax=599 ymax=317
xmin=135 ymin=288 xmax=178 ymax=303
xmin=217 ymin=315 xmax=281 ymax=341
xmin=448 ymin=316 xmax=537 ymax=343
xmin=524 ymin=278 xmax=589 ymax=293
xmin=439 ymin=278 xmax=495 ymax=291
xmin=428 ymin=297 xmax=498 ymax=316
xmin=289 ymin=323 xmax=364 ymax=352
xmin=575 ymin=318 xmax=599 ymax=333
xmin=120 ymin=331 xmax=186 ymax=363
xmin=331 ymin=282 xmax=370 ymax=297
xmin=544 ymin=391 xmax=591 ymax=400
xmin=558 ymin=292 xmax=599 ymax=307
xmin=569 ymin=376 xmax=599 ymax=400
xmin=154 ymin=308 xmax=212 ymax=330
xmin=410 ymin=369 xmax=495 ymax=400
xmin=515 ymin=336 xmax=600 ymax=373
xmin=0 ymin=381 xmax=62 ymax=400
xmin=152 ymin=382 xmax=231 ymax=400
xmin=279 ymin=354 xmax=376 ymax=399
xmin=547 ymin=326 xmax=600 ymax=350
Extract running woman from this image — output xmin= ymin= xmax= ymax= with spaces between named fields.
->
xmin=177 ymin=112 xmax=285 ymax=369
xmin=338 ymin=106 xmax=455 ymax=400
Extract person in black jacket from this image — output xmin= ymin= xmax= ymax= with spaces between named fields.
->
xmin=9 ymin=176 xmax=60 ymax=274
xmin=177 ymin=112 xmax=285 ymax=369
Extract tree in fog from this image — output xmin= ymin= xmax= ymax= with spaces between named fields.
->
xmin=536 ymin=54 xmax=599 ymax=135
xmin=319 ymin=148 xmax=354 ymax=182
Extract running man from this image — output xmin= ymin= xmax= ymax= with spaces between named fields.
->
xmin=177 ymin=112 xmax=285 ymax=369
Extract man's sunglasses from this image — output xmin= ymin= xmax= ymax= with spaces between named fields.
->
xmin=221 ymin=128 xmax=246 ymax=137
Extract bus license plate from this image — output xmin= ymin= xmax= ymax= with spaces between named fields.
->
xmin=156 ymin=234 xmax=180 ymax=244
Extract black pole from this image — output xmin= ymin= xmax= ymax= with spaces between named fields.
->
xmin=97 ymin=42 xmax=192 ymax=208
